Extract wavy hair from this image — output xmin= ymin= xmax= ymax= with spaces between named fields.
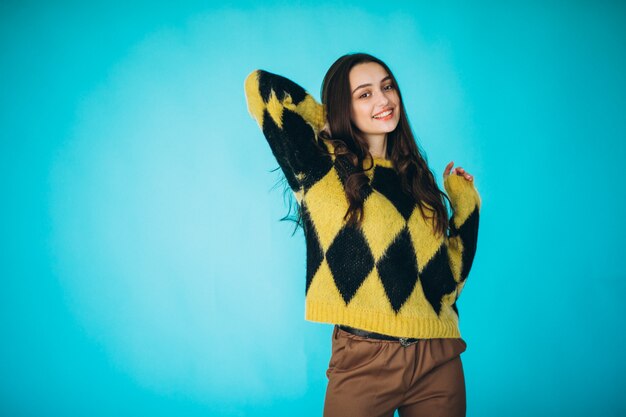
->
xmin=280 ymin=52 xmax=451 ymax=238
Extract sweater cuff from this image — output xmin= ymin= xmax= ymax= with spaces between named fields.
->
xmin=444 ymin=174 xmax=482 ymax=226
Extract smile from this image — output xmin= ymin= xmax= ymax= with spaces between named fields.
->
xmin=373 ymin=109 xmax=393 ymax=120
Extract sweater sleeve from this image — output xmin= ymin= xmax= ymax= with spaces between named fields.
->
xmin=443 ymin=174 xmax=482 ymax=301
xmin=244 ymin=69 xmax=329 ymax=193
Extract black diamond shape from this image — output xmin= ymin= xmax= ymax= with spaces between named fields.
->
xmin=301 ymin=203 xmax=323 ymax=295
xmin=370 ymin=166 xmax=415 ymax=220
xmin=325 ymin=224 xmax=375 ymax=305
xmin=281 ymin=109 xmax=333 ymax=189
xmin=263 ymin=107 xmax=333 ymax=191
xmin=451 ymin=208 xmax=479 ymax=283
xmin=257 ymin=70 xmax=307 ymax=104
xmin=261 ymin=110 xmax=301 ymax=192
xmin=419 ymin=244 xmax=457 ymax=316
xmin=375 ymin=227 xmax=419 ymax=313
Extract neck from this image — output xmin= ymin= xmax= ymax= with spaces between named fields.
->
xmin=367 ymin=133 xmax=388 ymax=159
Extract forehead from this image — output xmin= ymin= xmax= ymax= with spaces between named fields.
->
xmin=349 ymin=62 xmax=389 ymax=86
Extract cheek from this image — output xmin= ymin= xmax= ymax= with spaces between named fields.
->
xmin=352 ymin=103 xmax=370 ymax=126
xmin=392 ymin=99 xmax=401 ymax=118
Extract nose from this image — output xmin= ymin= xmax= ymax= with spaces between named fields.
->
xmin=376 ymin=90 xmax=390 ymax=106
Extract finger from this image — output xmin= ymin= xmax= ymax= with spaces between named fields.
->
xmin=444 ymin=161 xmax=454 ymax=177
xmin=455 ymin=166 xmax=474 ymax=181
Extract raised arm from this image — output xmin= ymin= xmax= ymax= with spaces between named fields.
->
xmin=443 ymin=173 xmax=482 ymax=301
xmin=244 ymin=69 xmax=332 ymax=194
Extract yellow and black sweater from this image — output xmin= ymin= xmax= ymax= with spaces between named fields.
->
xmin=244 ymin=69 xmax=481 ymax=339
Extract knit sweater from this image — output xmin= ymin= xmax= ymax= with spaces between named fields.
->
xmin=244 ymin=69 xmax=481 ymax=339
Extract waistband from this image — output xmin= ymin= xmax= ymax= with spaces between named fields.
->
xmin=338 ymin=324 xmax=420 ymax=347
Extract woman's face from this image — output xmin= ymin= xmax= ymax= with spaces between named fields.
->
xmin=349 ymin=61 xmax=401 ymax=144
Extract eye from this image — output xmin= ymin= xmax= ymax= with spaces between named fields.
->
xmin=384 ymin=83 xmax=395 ymax=91
xmin=359 ymin=91 xmax=371 ymax=99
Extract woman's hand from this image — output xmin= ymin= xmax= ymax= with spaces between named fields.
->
xmin=444 ymin=161 xmax=473 ymax=182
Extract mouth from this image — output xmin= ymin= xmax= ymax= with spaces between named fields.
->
xmin=373 ymin=108 xmax=394 ymax=120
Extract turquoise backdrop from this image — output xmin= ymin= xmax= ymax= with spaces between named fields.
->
xmin=2 ymin=1 xmax=625 ymax=416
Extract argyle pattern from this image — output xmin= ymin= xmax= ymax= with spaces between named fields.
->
xmin=244 ymin=69 xmax=481 ymax=339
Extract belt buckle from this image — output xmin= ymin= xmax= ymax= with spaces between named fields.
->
xmin=399 ymin=337 xmax=416 ymax=348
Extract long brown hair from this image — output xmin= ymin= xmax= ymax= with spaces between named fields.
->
xmin=281 ymin=53 xmax=451 ymax=238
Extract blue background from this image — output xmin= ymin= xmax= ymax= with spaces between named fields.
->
xmin=2 ymin=1 xmax=625 ymax=416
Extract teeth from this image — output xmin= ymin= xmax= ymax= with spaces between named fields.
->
xmin=373 ymin=109 xmax=392 ymax=119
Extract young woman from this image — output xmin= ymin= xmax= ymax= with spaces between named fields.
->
xmin=244 ymin=52 xmax=481 ymax=417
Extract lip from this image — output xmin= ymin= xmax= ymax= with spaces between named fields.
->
xmin=373 ymin=108 xmax=394 ymax=120
xmin=372 ymin=107 xmax=394 ymax=117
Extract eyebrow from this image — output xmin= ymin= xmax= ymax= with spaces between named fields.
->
xmin=352 ymin=75 xmax=392 ymax=95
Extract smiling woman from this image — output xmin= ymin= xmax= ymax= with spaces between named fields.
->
xmin=244 ymin=52 xmax=481 ymax=417
xmin=348 ymin=62 xmax=401 ymax=158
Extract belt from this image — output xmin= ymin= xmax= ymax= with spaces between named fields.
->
xmin=338 ymin=325 xmax=420 ymax=347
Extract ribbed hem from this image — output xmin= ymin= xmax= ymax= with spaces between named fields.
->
xmin=304 ymin=301 xmax=461 ymax=339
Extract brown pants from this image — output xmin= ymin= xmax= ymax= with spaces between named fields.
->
xmin=324 ymin=325 xmax=467 ymax=417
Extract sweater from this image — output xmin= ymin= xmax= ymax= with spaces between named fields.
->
xmin=244 ymin=69 xmax=481 ymax=339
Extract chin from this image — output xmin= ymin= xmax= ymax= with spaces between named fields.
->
xmin=379 ymin=124 xmax=400 ymax=133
